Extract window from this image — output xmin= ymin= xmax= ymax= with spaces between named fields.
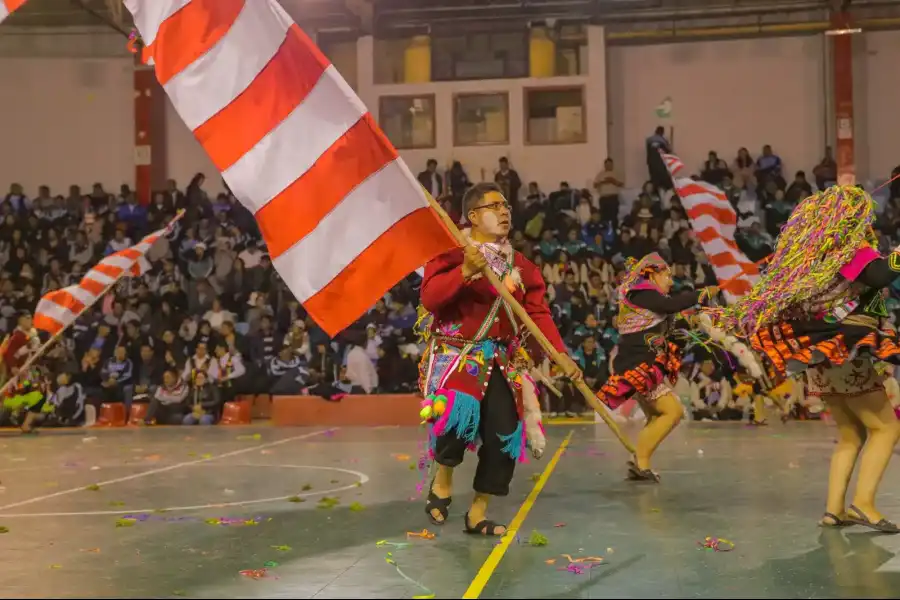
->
xmin=318 ymin=33 xmax=358 ymax=90
xmin=454 ymin=93 xmax=510 ymax=146
xmin=432 ymin=32 xmax=528 ymax=81
xmin=373 ymin=37 xmax=410 ymax=84
xmin=555 ymin=24 xmax=588 ymax=76
xmin=379 ymin=95 xmax=436 ymax=150
xmin=524 ymin=87 xmax=586 ymax=145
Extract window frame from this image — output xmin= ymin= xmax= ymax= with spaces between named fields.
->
xmin=452 ymin=91 xmax=511 ymax=147
xmin=377 ymin=93 xmax=438 ymax=150
xmin=523 ymin=85 xmax=588 ymax=146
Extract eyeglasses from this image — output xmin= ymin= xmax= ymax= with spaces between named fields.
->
xmin=471 ymin=201 xmax=512 ymax=213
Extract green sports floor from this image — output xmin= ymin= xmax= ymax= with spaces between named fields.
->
xmin=1 ymin=421 xmax=900 ymax=599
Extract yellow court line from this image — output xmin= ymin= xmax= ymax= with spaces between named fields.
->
xmin=462 ymin=430 xmax=574 ymax=599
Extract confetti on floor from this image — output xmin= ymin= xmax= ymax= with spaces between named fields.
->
xmin=286 ymin=496 xmax=305 ymax=503
xmin=527 ymin=530 xmax=548 ymax=546
xmin=270 ymin=545 xmax=292 ymax=552
xmin=85 ymin=484 xmax=100 ymax=491
xmin=0 ymin=526 xmax=9 ymax=534
xmin=317 ymin=497 xmax=340 ymax=509
xmin=407 ymin=529 xmax=436 ymax=540
xmin=349 ymin=502 xmax=365 ymax=512
xmin=392 ymin=453 xmax=411 ymax=461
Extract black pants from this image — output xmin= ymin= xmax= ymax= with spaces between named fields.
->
xmin=433 ymin=368 xmax=519 ymax=497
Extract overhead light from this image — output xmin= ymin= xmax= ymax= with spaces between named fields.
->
xmin=825 ymin=27 xmax=862 ymax=35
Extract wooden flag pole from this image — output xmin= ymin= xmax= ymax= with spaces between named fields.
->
xmin=423 ymin=194 xmax=636 ymax=455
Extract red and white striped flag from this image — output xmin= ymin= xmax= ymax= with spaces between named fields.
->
xmin=661 ymin=152 xmax=759 ymax=302
xmin=0 ymin=0 xmax=26 ymax=23
xmin=33 ymin=221 xmax=175 ymax=335
xmin=125 ymin=0 xmax=457 ymax=336
xmin=662 ymin=153 xmax=685 ymax=176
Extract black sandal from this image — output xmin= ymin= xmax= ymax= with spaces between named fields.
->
xmin=463 ymin=512 xmax=507 ymax=537
xmin=626 ymin=460 xmax=660 ymax=483
xmin=425 ymin=480 xmax=452 ymax=526
xmin=846 ymin=505 xmax=900 ymax=533
xmin=819 ymin=512 xmax=853 ymax=528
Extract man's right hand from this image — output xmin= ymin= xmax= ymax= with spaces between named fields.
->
xmin=461 ymin=245 xmax=488 ymax=280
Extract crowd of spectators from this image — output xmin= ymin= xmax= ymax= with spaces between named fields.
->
xmin=2 ymin=131 xmax=899 ymax=427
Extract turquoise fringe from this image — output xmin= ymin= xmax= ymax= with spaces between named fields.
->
xmin=443 ymin=391 xmax=480 ymax=444
xmin=498 ymin=420 xmax=524 ymax=462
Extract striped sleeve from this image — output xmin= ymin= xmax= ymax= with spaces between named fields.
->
xmin=124 ymin=0 xmax=457 ymax=336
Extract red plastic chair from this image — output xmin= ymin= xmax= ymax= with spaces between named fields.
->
xmin=220 ymin=397 xmax=253 ymax=425
xmin=96 ymin=403 xmax=126 ymax=427
xmin=128 ymin=403 xmax=149 ymax=424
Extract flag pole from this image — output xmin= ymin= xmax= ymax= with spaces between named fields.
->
xmin=0 ymin=211 xmax=185 ymax=397
xmin=423 ymin=193 xmax=636 ymax=455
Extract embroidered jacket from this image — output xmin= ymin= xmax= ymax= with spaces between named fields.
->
xmin=420 ymin=246 xmax=565 ymax=401
xmin=418 ymin=243 xmax=564 ymax=462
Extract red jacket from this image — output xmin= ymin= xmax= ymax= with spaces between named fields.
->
xmin=2 ymin=328 xmax=35 ymax=371
xmin=421 ymin=247 xmax=565 ymax=360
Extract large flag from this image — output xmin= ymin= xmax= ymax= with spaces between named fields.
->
xmin=661 ymin=152 xmax=759 ymax=302
xmin=124 ymin=0 xmax=457 ymax=336
xmin=33 ymin=220 xmax=176 ymax=335
xmin=0 ymin=0 xmax=26 ymax=23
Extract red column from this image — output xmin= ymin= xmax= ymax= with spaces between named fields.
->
xmin=133 ymin=52 xmax=167 ymax=205
xmin=831 ymin=11 xmax=855 ymax=186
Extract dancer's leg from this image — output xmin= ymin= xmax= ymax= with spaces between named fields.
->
xmin=845 ymin=389 xmax=900 ymax=523
xmin=468 ymin=369 xmax=518 ymax=535
xmin=634 ymin=392 xmax=683 ymax=471
xmin=822 ymin=395 xmax=866 ymax=524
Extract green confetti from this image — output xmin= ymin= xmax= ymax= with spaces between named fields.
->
xmin=109 ymin=501 xmax=125 ymax=507
xmin=154 ymin=508 xmax=168 ymax=514
xmin=263 ymin=561 xmax=279 ymax=568
xmin=349 ymin=502 xmax=365 ymax=512
xmin=270 ymin=545 xmax=292 ymax=552
xmin=200 ymin=453 xmax=212 ymax=459
xmin=172 ymin=590 xmax=187 ymax=597
xmin=317 ymin=497 xmax=340 ymax=509
xmin=287 ymin=496 xmax=305 ymax=503
xmin=301 ymin=484 xmax=313 ymax=491
xmin=353 ymin=482 xmax=362 ymax=487
xmin=0 ymin=526 xmax=9 ymax=534
xmin=85 ymin=484 xmax=100 ymax=491
xmin=115 ymin=518 xmax=136 ymax=528
xmin=530 ymin=473 xmax=540 ymax=482
xmin=526 ymin=530 xmax=548 ymax=546
xmin=330 ymin=479 xmax=338 ymax=484
xmin=408 ymin=463 xmax=417 ymax=470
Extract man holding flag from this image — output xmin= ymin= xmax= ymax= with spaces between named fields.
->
xmin=418 ymin=182 xmax=580 ymax=536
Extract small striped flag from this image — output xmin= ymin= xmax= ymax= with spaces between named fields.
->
xmin=33 ymin=219 xmax=177 ymax=336
xmin=125 ymin=0 xmax=457 ymax=335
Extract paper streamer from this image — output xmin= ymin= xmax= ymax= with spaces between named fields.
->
xmin=385 ymin=552 xmax=435 ymax=599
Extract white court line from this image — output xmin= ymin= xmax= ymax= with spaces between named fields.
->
xmin=0 ymin=428 xmax=336 ymax=513
xmin=0 ymin=465 xmax=370 ymax=518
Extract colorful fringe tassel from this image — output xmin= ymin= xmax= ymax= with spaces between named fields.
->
xmin=498 ymin=420 xmax=526 ymax=463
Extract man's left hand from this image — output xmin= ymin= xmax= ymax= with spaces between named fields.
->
xmin=557 ymin=355 xmax=583 ymax=384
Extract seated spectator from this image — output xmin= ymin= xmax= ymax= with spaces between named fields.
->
xmin=145 ymin=369 xmax=189 ymax=425
xmin=100 ymin=345 xmax=134 ymax=410
xmin=700 ymin=151 xmax=730 ymax=186
xmin=812 ymin=146 xmax=837 ymax=190
xmin=43 ymin=372 xmax=86 ymax=427
xmin=133 ymin=344 xmax=162 ymax=403
xmin=183 ymin=340 xmax=214 ymax=385
xmin=754 ymin=144 xmax=784 ymax=190
xmin=785 ymin=170 xmax=813 ymax=203
xmin=731 ymin=147 xmax=755 ymax=189
xmin=212 ymin=339 xmax=246 ymax=402
xmin=183 ymin=370 xmax=220 ymax=425
xmin=376 ymin=339 xmax=418 ymax=393
xmin=268 ymin=344 xmax=308 ymax=395
xmin=343 ymin=331 xmax=378 ymax=394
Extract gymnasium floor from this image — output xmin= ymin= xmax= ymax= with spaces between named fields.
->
xmin=2 ymin=422 xmax=900 ymax=599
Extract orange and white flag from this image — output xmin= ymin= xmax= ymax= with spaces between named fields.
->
xmin=661 ymin=152 xmax=759 ymax=302
xmin=33 ymin=220 xmax=176 ymax=336
xmin=124 ymin=0 xmax=457 ymax=336
xmin=0 ymin=0 xmax=27 ymax=23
